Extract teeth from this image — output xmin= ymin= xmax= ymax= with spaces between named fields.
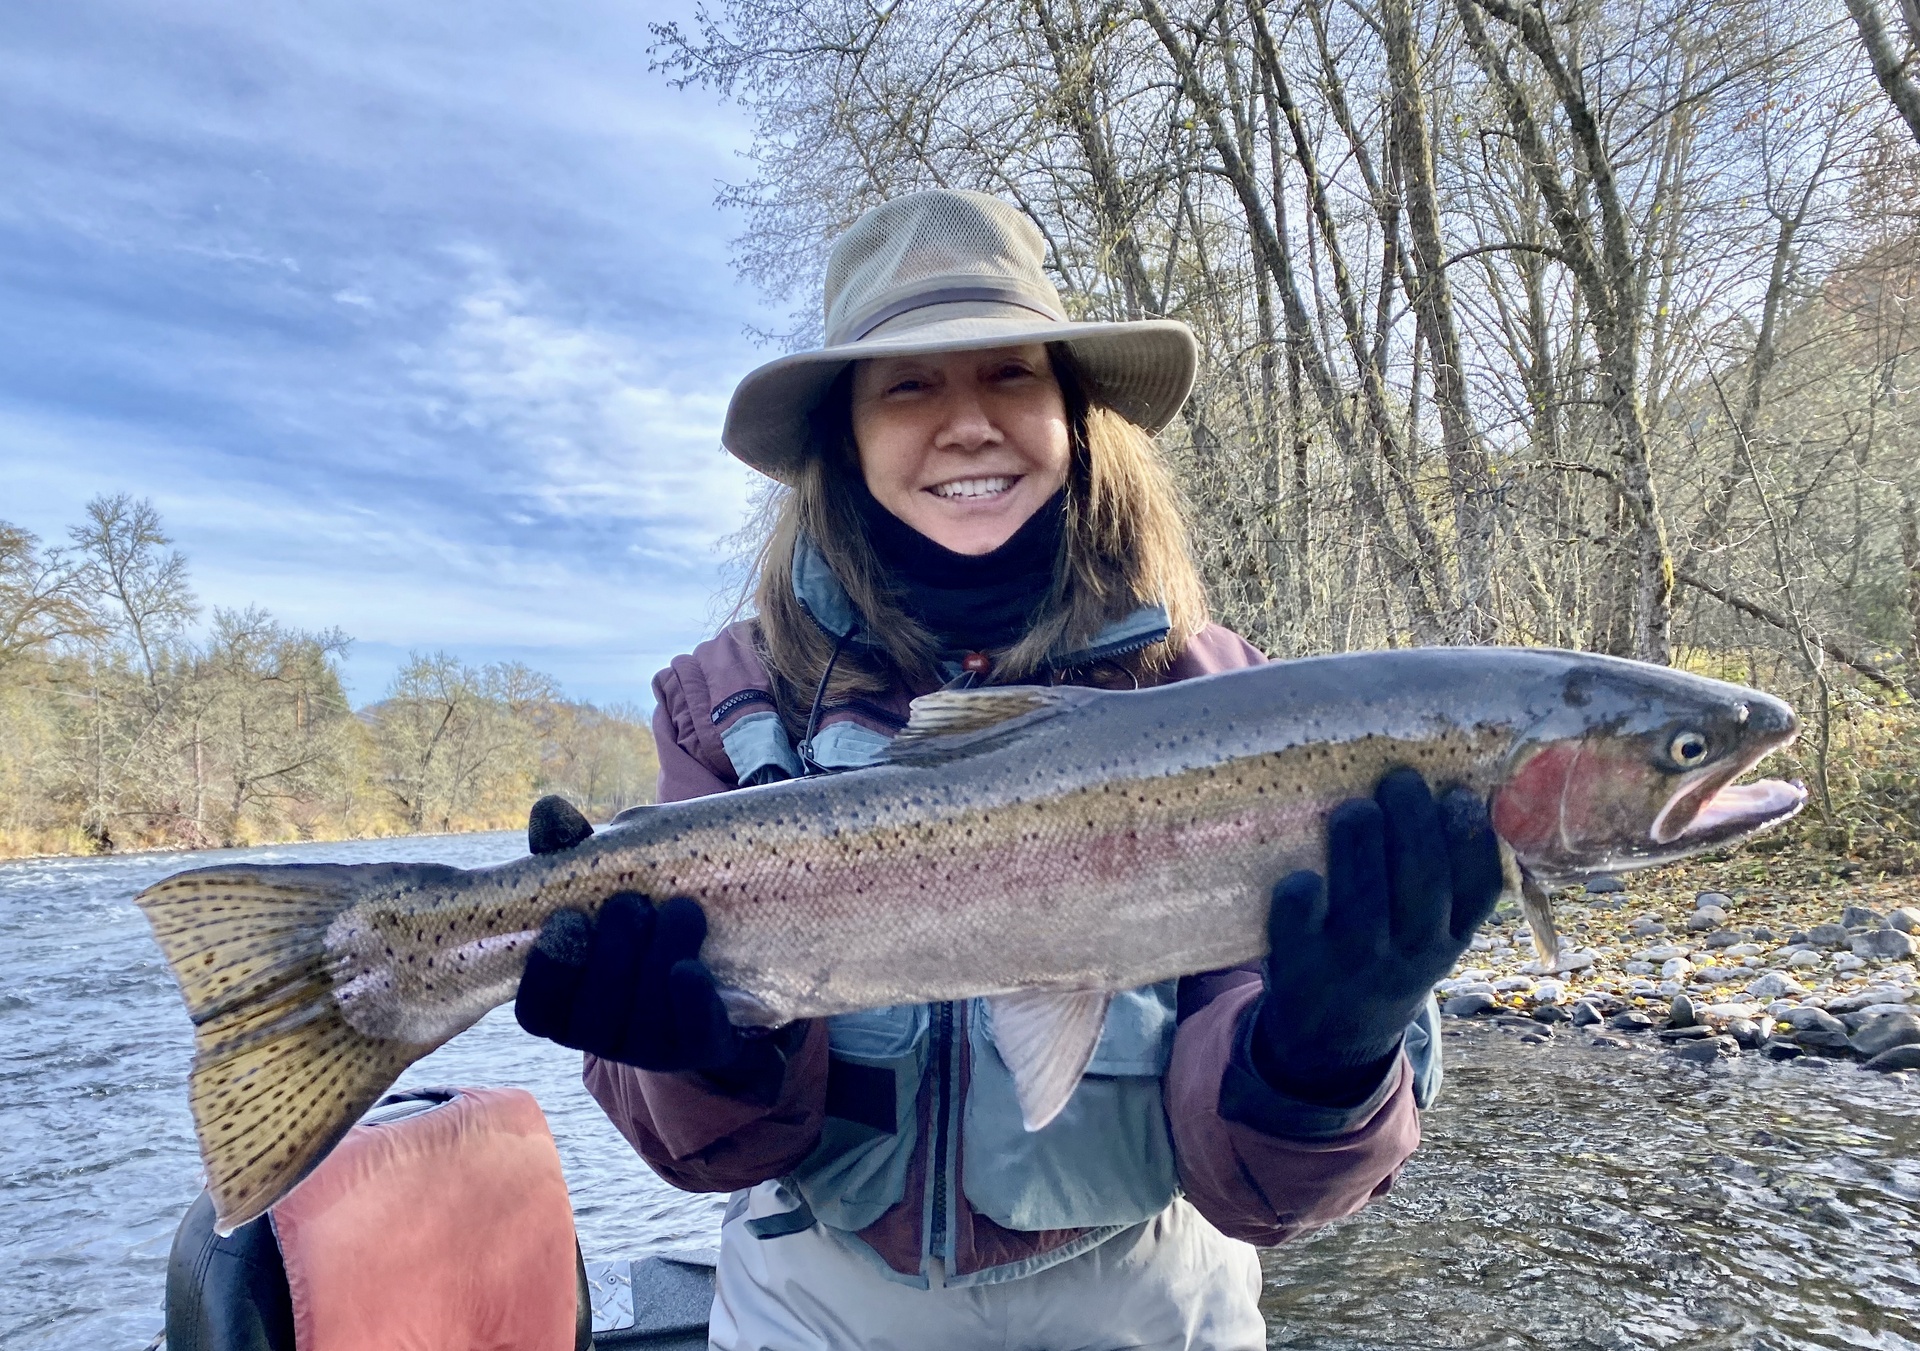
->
xmin=931 ymin=477 xmax=1015 ymax=499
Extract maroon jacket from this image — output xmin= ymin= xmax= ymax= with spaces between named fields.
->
xmin=585 ymin=619 xmax=1421 ymax=1279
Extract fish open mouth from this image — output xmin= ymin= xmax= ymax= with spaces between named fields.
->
xmin=1650 ymin=751 xmax=1807 ymax=847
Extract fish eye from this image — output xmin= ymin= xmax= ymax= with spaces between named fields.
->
xmin=1667 ymin=729 xmax=1711 ymax=767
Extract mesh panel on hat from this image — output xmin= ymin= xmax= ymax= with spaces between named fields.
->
xmin=823 ymin=190 xmax=1061 ymax=343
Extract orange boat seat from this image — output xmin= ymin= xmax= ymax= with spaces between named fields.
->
xmin=165 ymin=1087 xmax=590 ymax=1351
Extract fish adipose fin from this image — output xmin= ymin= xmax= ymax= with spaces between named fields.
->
xmin=135 ymin=864 xmax=443 ymax=1234
xmin=986 ymin=989 xmax=1112 ymax=1131
xmin=887 ymin=686 xmax=1097 ymax=766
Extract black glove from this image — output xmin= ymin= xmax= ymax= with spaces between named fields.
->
xmin=514 ymin=798 xmax=791 ymax=1099
xmin=1250 ymin=767 xmax=1503 ymax=1105
xmin=528 ymin=794 xmax=595 ymax=855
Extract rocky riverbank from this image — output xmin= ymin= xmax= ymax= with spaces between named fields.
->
xmin=1436 ymin=855 xmax=1920 ymax=1073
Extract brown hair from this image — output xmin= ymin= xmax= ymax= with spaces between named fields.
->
xmin=747 ymin=346 xmax=1208 ymax=738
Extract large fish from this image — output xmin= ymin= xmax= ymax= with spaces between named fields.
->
xmin=137 ymin=648 xmax=1803 ymax=1230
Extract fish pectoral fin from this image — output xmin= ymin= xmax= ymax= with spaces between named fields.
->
xmin=886 ymin=686 xmax=1097 ymax=766
xmin=1502 ymin=843 xmax=1560 ymax=967
xmin=986 ymin=989 xmax=1112 ymax=1132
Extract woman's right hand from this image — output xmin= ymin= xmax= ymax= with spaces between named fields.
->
xmin=515 ymin=799 xmax=791 ymax=1095
xmin=515 ymin=893 xmax=756 ymax=1073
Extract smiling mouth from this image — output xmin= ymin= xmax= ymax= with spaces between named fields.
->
xmin=928 ymin=475 xmax=1019 ymax=501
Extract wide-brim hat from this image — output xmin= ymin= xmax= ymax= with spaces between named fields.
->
xmin=722 ymin=189 xmax=1197 ymax=483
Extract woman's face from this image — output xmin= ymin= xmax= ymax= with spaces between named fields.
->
xmin=849 ymin=344 xmax=1070 ymax=556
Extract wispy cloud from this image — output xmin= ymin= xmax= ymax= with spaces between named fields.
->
xmin=410 ymin=254 xmax=753 ymax=551
xmin=0 ymin=0 xmax=781 ymax=706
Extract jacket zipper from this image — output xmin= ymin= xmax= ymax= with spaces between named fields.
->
xmin=1067 ymin=625 xmax=1171 ymax=669
xmin=929 ymin=1000 xmax=955 ymax=1264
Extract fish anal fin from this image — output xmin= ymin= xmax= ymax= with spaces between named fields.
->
xmin=986 ymin=989 xmax=1111 ymax=1131
xmin=886 ymin=686 xmax=1095 ymax=766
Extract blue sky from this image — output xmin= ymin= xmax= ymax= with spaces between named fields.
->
xmin=0 ymin=0 xmax=782 ymax=708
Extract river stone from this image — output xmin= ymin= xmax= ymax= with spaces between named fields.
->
xmin=1691 ymin=966 xmax=1744 ymax=985
xmin=1787 ymin=949 xmax=1823 ymax=968
xmin=1891 ymin=908 xmax=1920 ymax=934
xmin=1658 ymin=1025 xmax=1716 ymax=1041
xmin=1779 ymin=1006 xmax=1847 ymax=1034
xmin=1571 ymin=1001 xmax=1604 ymax=1027
xmin=1762 ymin=1041 xmax=1804 ymax=1061
xmin=1854 ymin=929 xmax=1916 ymax=960
xmin=1826 ymin=987 xmax=1914 ymax=1014
xmin=1850 ymin=1011 xmax=1920 ymax=1059
xmin=1444 ymin=992 xmax=1498 ymax=1018
xmin=1688 ymin=908 xmax=1728 ymax=931
xmin=1639 ymin=944 xmax=1690 ymax=961
xmin=1672 ymin=1035 xmax=1740 ymax=1063
xmin=1668 ymin=992 xmax=1697 ymax=1027
xmin=1833 ymin=952 xmax=1868 ymax=972
xmin=1624 ymin=961 xmax=1655 ymax=976
xmin=1531 ymin=1003 xmax=1571 ymax=1024
xmin=1589 ymin=1034 xmax=1632 ymax=1049
xmin=1749 ymin=926 xmax=1776 ymax=943
xmin=1585 ymin=875 xmax=1626 ymax=894
xmin=1724 ymin=1017 xmax=1765 ymax=1048
xmin=1748 ymin=972 xmax=1806 ymax=999
xmin=1695 ymin=890 xmax=1733 ymax=909
xmin=1795 ymin=1054 xmax=1834 ymax=1071
xmin=1629 ymin=917 xmax=1666 ymax=937
xmin=1807 ymin=923 xmax=1851 ymax=949
xmin=1790 ymin=1025 xmax=1853 ymax=1053
xmin=1842 ymin=905 xmax=1885 ymax=929
xmin=1704 ymin=929 xmax=1742 ymax=949
xmin=1862 ymin=1044 xmax=1920 ymax=1073
xmin=1607 ymin=1010 xmax=1655 ymax=1032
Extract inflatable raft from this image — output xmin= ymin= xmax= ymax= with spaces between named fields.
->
xmin=159 ymin=1088 xmax=712 ymax=1349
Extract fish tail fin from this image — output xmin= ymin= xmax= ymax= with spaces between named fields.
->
xmin=135 ymin=864 xmax=430 ymax=1234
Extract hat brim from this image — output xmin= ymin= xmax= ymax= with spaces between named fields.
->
xmin=721 ymin=303 xmax=1197 ymax=483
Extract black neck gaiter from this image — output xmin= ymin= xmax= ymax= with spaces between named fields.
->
xmin=852 ymin=482 xmax=1066 ymax=653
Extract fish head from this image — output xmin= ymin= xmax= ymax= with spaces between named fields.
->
xmin=1490 ymin=657 xmax=1805 ymax=882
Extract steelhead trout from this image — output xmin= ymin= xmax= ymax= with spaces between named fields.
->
xmin=137 ymin=648 xmax=1803 ymax=1230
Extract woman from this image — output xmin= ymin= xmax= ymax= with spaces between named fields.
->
xmin=515 ymin=190 xmax=1500 ymax=1349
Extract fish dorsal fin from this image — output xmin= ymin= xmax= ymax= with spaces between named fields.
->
xmin=885 ymin=686 xmax=1093 ymax=766
xmin=986 ymin=989 xmax=1112 ymax=1131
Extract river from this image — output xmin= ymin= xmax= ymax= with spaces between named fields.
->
xmin=3 ymin=835 xmax=1916 ymax=1349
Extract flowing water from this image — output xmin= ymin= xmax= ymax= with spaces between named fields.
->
xmin=3 ymin=837 xmax=1916 ymax=1349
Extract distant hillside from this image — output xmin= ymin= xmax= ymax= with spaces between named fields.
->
xmin=0 ymin=496 xmax=655 ymax=857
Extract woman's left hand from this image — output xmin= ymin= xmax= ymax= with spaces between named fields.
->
xmin=1248 ymin=767 xmax=1504 ymax=1104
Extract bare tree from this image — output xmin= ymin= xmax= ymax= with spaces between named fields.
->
xmin=1847 ymin=0 xmax=1920 ymax=148
xmin=0 ymin=523 xmax=97 ymax=673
